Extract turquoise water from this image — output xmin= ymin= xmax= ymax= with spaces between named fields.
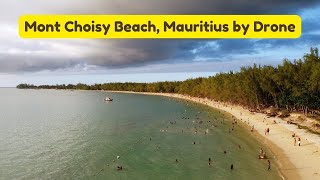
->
xmin=0 ymin=89 xmax=281 ymax=180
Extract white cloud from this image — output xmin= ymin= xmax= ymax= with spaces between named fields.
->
xmin=0 ymin=0 xmax=319 ymax=73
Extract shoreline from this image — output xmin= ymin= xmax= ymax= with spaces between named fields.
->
xmin=107 ymin=91 xmax=320 ymax=180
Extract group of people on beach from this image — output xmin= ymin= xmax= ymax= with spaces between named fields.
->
xmin=264 ymin=128 xmax=270 ymax=135
xmin=292 ymin=133 xmax=301 ymax=146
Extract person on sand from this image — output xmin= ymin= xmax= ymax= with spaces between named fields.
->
xmin=251 ymin=125 xmax=254 ymax=132
xmin=294 ymin=137 xmax=296 ymax=146
xmin=298 ymin=137 xmax=301 ymax=146
xmin=267 ymin=160 xmax=271 ymax=171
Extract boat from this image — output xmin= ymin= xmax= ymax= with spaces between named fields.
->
xmin=104 ymin=97 xmax=113 ymax=101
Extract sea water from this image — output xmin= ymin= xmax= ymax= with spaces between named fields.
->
xmin=0 ymin=89 xmax=282 ymax=180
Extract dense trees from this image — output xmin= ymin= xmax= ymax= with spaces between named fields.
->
xmin=17 ymin=48 xmax=320 ymax=111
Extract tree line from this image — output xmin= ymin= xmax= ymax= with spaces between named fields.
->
xmin=17 ymin=48 xmax=320 ymax=111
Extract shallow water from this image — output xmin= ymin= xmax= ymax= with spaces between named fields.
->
xmin=0 ymin=89 xmax=282 ymax=180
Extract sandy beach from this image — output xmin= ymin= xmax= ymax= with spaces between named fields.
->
xmin=109 ymin=91 xmax=320 ymax=180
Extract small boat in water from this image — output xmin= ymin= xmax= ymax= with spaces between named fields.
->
xmin=104 ymin=97 xmax=113 ymax=101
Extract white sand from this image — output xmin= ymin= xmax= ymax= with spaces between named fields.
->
xmin=109 ymin=91 xmax=320 ymax=180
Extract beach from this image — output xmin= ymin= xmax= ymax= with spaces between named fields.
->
xmin=109 ymin=91 xmax=320 ymax=180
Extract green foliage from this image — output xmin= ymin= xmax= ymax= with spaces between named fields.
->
xmin=17 ymin=48 xmax=320 ymax=110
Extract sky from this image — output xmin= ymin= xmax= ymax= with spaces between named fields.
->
xmin=1 ymin=0 xmax=320 ymax=87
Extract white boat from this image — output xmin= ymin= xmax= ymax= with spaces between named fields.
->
xmin=104 ymin=97 xmax=113 ymax=101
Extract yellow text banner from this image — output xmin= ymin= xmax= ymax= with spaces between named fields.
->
xmin=19 ymin=15 xmax=301 ymax=39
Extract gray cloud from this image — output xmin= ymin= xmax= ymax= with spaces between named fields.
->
xmin=0 ymin=0 xmax=320 ymax=72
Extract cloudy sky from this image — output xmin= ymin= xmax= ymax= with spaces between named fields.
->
xmin=1 ymin=0 xmax=320 ymax=87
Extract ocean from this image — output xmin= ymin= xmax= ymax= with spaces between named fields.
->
xmin=0 ymin=89 xmax=282 ymax=180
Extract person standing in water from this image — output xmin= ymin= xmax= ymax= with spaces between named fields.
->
xmin=267 ymin=160 xmax=271 ymax=171
xmin=230 ymin=164 xmax=234 ymax=170
xmin=208 ymin=157 xmax=212 ymax=166
xmin=260 ymin=148 xmax=264 ymax=155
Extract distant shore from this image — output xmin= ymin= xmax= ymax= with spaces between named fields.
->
xmin=107 ymin=91 xmax=320 ymax=180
